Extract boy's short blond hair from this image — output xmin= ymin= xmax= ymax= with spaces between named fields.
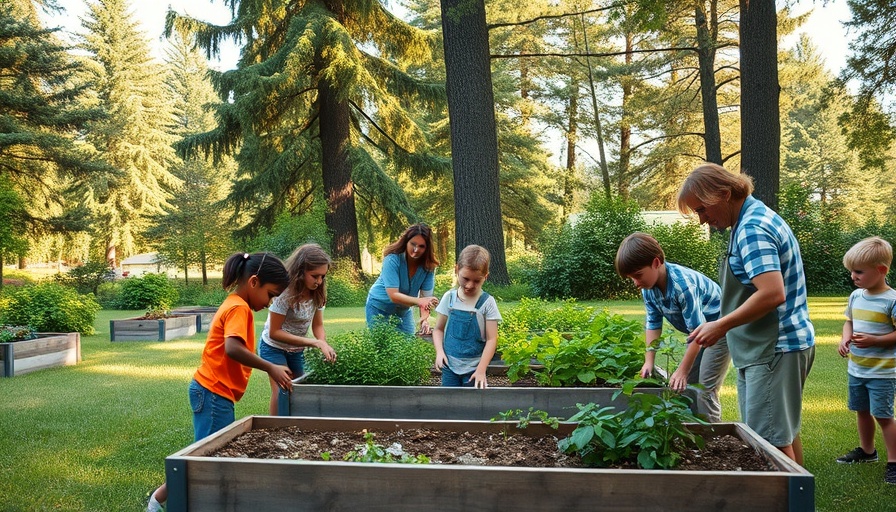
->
xmin=843 ymin=236 xmax=893 ymax=271
xmin=615 ymin=232 xmax=665 ymax=277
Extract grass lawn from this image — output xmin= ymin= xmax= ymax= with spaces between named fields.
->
xmin=0 ymin=298 xmax=892 ymax=511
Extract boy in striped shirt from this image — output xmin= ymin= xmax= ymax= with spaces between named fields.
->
xmin=837 ymin=236 xmax=896 ymax=485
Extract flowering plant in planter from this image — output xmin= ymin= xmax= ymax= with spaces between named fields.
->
xmin=0 ymin=325 xmax=36 ymax=343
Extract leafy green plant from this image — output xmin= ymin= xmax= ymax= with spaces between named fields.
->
xmin=116 ymin=273 xmax=179 ymax=310
xmin=0 ymin=325 xmax=36 ymax=342
xmin=558 ymin=391 xmax=706 ymax=469
xmin=493 ymin=407 xmax=561 ymax=433
xmin=499 ymin=297 xmax=595 ymax=337
xmin=0 ymin=282 xmax=100 ymax=334
xmin=500 ymin=310 xmax=645 ymax=387
xmin=325 ymin=430 xmax=430 ymax=464
xmin=303 ymin=320 xmax=435 ymax=385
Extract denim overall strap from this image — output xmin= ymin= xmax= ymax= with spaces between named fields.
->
xmin=444 ymin=290 xmax=488 ymax=360
xmin=720 ymin=233 xmax=778 ymax=369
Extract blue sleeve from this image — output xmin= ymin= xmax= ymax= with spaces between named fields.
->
xmin=380 ymin=254 xmax=401 ymax=289
xmin=643 ymin=290 xmax=664 ymax=331
xmin=677 ymin=285 xmax=707 ymax=334
xmin=421 ymin=269 xmax=435 ymax=293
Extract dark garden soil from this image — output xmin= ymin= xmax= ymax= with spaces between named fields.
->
xmin=210 ymin=426 xmax=777 ymax=472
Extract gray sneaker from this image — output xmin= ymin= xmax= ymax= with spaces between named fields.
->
xmin=836 ymin=447 xmax=878 ymax=464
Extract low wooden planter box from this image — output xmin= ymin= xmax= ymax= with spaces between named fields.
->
xmin=280 ymin=369 xmax=697 ymax=418
xmin=109 ymin=315 xmax=198 ymax=341
xmin=172 ymin=306 xmax=218 ymax=332
xmin=1 ymin=332 xmax=80 ymax=377
xmin=164 ymin=416 xmax=814 ymax=512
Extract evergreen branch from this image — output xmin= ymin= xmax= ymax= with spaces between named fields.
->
xmin=629 ymin=132 xmax=706 ymax=153
xmin=491 ymin=47 xmax=698 ymax=59
xmin=487 ymin=3 xmax=625 ymax=30
xmin=349 ymin=99 xmax=410 ymax=155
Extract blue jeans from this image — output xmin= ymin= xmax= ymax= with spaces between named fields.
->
xmin=189 ymin=379 xmax=234 ymax=442
xmin=259 ymin=342 xmax=305 ymax=401
xmin=441 ymin=366 xmax=475 ymax=387
xmin=365 ymin=300 xmax=415 ymax=335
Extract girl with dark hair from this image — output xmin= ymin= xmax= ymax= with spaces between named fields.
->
xmin=147 ymin=252 xmax=291 ymax=512
xmin=365 ymin=223 xmax=440 ymax=335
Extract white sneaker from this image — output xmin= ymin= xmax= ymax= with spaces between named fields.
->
xmin=146 ymin=495 xmax=164 ymax=512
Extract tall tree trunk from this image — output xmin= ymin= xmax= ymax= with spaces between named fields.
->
xmin=201 ymin=250 xmax=208 ymax=286
xmin=519 ymin=39 xmax=531 ymax=129
xmin=440 ymin=0 xmax=509 ymax=284
xmin=182 ymin=248 xmax=189 ymax=285
xmin=618 ymin=31 xmax=633 ymax=198
xmin=318 ymin=78 xmax=362 ymax=269
xmin=697 ymin=0 xmax=722 ymax=164
xmin=105 ymin=244 xmax=116 ymax=268
xmin=579 ymin=14 xmax=611 ymax=199
xmin=564 ymin=91 xmax=578 ymax=219
xmin=740 ymin=0 xmax=780 ymax=209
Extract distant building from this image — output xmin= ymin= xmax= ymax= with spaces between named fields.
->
xmin=119 ymin=252 xmax=176 ymax=278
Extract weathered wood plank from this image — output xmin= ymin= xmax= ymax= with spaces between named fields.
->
xmin=0 ymin=333 xmax=80 ymax=377
xmin=165 ymin=417 xmax=814 ymax=512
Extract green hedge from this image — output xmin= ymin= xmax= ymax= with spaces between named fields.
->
xmin=0 ymin=282 xmax=100 ymax=334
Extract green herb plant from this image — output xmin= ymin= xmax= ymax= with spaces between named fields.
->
xmin=558 ymin=391 xmax=707 ymax=469
xmin=304 ymin=320 xmax=435 ymax=385
xmin=500 ymin=310 xmax=645 ymax=387
xmin=323 ymin=430 xmax=431 ymax=464
xmin=492 ymin=407 xmax=561 ymax=439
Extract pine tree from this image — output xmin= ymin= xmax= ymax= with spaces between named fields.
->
xmin=146 ymin=35 xmax=234 ymax=284
xmin=0 ymin=0 xmax=107 ymax=250
xmin=75 ymin=0 xmax=179 ymax=265
xmin=167 ymin=0 xmax=448 ymax=269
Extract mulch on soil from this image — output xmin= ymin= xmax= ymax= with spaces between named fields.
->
xmin=210 ymin=425 xmax=778 ymax=472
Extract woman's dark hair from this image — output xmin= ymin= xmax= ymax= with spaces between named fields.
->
xmin=221 ymin=252 xmax=289 ymax=290
xmin=383 ymin=223 xmax=440 ymax=271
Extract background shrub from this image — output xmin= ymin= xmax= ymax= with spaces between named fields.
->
xmin=304 ymin=321 xmax=435 ymax=385
xmin=173 ymin=280 xmax=228 ymax=307
xmin=533 ymin=195 xmax=646 ymax=300
xmin=648 ymin=221 xmax=725 ymax=280
xmin=325 ymin=258 xmax=370 ymax=307
xmin=0 ymin=282 xmax=100 ymax=334
xmin=53 ymin=261 xmax=114 ymax=295
xmin=115 ymin=273 xmax=179 ymax=310
xmin=248 ymin=209 xmax=332 ymax=260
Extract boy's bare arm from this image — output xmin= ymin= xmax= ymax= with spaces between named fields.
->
xmin=838 ymin=321 xmax=853 ymax=357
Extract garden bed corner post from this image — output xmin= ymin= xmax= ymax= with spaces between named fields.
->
xmin=165 ymin=457 xmax=187 ymax=512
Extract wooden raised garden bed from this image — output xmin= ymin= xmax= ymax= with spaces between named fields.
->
xmin=164 ymin=416 xmax=814 ymax=512
xmin=109 ymin=315 xmax=198 ymax=342
xmin=1 ymin=332 xmax=80 ymax=377
xmin=280 ymin=369 xmax=697 ymax=418
xmin=172 ymin=306 xmax=218 ymax=333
